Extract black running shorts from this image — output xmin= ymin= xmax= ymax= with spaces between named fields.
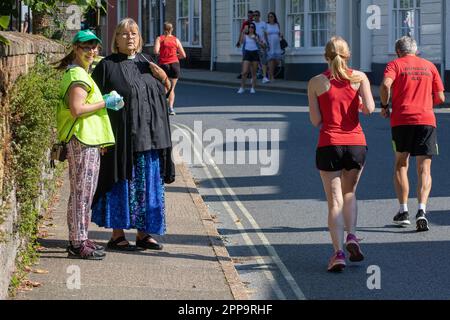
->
xmin=243 ymin=50 xmax=260 ymax=62
xmin=160 ymin=62 xmax=181 ymax=79
xmin=391 ymin=125 xmax=438 ymax=156
xmin=316 ymin=146 xmax=368 ymax=172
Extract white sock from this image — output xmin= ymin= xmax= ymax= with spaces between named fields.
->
xmin=399 ymin=204 xmax=408 ymax=213
xmin=418 ymin=203 xmax=426 ymax=213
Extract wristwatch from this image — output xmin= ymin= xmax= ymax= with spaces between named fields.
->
xmin=380 ymin=102 xmax=389 ymax=109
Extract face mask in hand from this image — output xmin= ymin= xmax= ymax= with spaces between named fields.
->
xmin=103 ymin=90 xmax=124 ymax=111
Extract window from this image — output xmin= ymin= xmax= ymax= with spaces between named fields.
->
xmin=392 ymin=0 xmax=421 ymax=44
xmin=287 ymin=0 xmax=336 ymax=49
xmin=141 ymin=0 xmax=162 ymax=45
xmin=232 ymin=0 xmax=250 ymax=49
xmin=177 ymin=0 xmax=201 ymax=46
xmin=309 ymin=0 xmax=336 ymax=47
xmin=288 ymin=0 xmax=305 ymax=48
xmin=118 ymin=0 xmax=128 ymax=22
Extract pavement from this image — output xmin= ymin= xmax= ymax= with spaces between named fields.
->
xmin=14 ymin=157 xmax=248 ymax=300
xmin=181 ymin=68 xmax=450 ymax=107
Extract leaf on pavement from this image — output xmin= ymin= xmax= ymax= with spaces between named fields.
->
xmin=35 ymin=246 xmax=46 ymax=252
xmin=38 ymin=230 xmax=48 ymax=238
xmin=22 ymin=280 xmax=42 ymax=288
xmin=32 ymin=269 xmax=49 ymax=274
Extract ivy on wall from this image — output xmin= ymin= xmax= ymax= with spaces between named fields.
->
xmin=4 ymin=55 xmax=65 ymax=295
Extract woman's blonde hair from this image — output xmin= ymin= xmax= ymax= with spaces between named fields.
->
xmin=163 ymin=22 xmax=173 ymax=35
xmin=325 ymin=36 xmax=361 ymax=83
xmin=111 ymin=18 xmax=143 ymax=54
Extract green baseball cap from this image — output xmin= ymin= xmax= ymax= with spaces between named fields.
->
xmin=72 ymin=30 xmax=102 ymax=45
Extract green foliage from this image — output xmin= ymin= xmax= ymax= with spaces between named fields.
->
xmin=6 ymin=57 xmax=65 ymax=296
xmin=0 ymin=15 xmax=10 ymax=29
xmin=0 ymin=35 xmax=10 ymax=45
xmin=9 ymin=57 xmax=62 ymax=237
xmin=0 ymin=11 xmax=11 ymax=44
xmin=23 ymin=0 xmax=61 ymax=15
xmin=23 ymin=0 xmax=106 ymax=15
xmin=8 ymin=240 xmax=39 ymax=297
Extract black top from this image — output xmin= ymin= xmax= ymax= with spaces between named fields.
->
xmin=92 ymin=53 xmax=175 ymax=201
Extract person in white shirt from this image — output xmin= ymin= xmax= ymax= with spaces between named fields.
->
xmin=253 ymin=10 xmax=269 ymax=83
xmin=266 ymin=12 xmax=283 ymax=82
xmin=237 ymin=23 xmax=264 ymax=94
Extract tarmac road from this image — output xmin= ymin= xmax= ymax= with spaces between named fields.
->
xmin=173 ymin=82 xmax=450 ymax=300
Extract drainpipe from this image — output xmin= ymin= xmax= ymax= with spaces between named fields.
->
xmin=210 ymin=0 xmax=216 ymax=71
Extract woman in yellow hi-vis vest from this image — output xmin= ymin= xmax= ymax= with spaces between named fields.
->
xmin=56 ymin=30 xmax=124 ymax=260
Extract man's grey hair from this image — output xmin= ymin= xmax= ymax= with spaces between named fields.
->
xmin=395 ymin=36 xmax=418 ymax=55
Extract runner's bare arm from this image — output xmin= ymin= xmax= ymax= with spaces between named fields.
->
xmin=379 ymin=77 xmax=393 ymax=118
xmin=308 ymin=78 xmax=322 ymax=127
xmin=357 ymin=72 xmax=375 ymax=115
xmin=433 ymin=91 xmax=445 ymax=106
xmin=176 ymin=38 xmax=187 ymax=59
xmin=153 ymin=37 xmax=161 ymax=55
xmin=68 ymin=84 xmax=105 ymax=118
xmin=380 ymin=77 xmax=393 ymax=105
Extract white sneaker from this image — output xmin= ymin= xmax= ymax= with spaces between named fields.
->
xmin=250 ymin=88 xmax=256 ymax=94
xmin=237 ymin=87 xmax=245 ymax=94
xmin=262 ymin=77 xmax=270 ymax=84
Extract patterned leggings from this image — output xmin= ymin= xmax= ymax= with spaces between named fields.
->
xmin=66 ymin=137 xmax=100 ymax=243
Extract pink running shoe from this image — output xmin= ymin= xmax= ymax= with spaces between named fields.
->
xmin=327 ymin=250 xmax=346 ymax=272
xmin=345 ymin=234 xmax=364 ymax=262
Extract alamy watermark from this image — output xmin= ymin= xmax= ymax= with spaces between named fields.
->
xmin=64 ymin=4 xmax=383 ymax=31
xmin=367 ymin=265 xmax=381 ymax=290
xmin=172 ymin=121 xmax=280 ymax=176
xmin=66 ymin=1 xmax=102 ymax=30
xmin=66 ymin=265 xmax=81 ymax=290
xmin=366 ymin=5 xmax=381 ymax=30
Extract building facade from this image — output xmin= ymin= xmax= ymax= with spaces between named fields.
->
xmin=103 ymin=1 xmax=448 ymax=88
xmin=212 ymin=0 xmax=449 ymax=89
xmin=104 ymin=0 xmax=211 ymax=68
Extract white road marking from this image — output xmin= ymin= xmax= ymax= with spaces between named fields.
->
xmin=173 ymin=122 xmax=306 ymax=300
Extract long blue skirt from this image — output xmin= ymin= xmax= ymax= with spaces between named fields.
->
xmin=91 ymin=150 xmax=166 ymax=235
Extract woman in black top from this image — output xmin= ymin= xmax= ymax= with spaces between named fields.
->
xmin=91 ymin=18 xmax=175 ymax=251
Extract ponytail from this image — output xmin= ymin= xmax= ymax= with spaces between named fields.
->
xmin=325 ymin=36 xmax=361 ymax=83
xmin=330 ymin=55 xmax=361 ymax=83
xmin=163 ymin=22 xmax=173 ymax=36
xmin=54 ymin=50 xmax=76 ymax=70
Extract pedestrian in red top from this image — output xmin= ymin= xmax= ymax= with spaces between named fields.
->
xmin=380 ymin=36 xmax=445 ymax=232
xmin=308 ymin=37 xmax=375 ymax=272
xmin=154 ymin=22 xmax=187 ymax=115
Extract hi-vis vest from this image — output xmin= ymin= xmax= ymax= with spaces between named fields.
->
xmin=57 ymin=66 xmax=115 ymax=147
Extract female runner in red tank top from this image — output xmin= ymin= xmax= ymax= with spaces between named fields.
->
xmin=154 ymin=22 xmax=186 ymax=115
xmin=308 ymin=37 xmax=375 ymax=272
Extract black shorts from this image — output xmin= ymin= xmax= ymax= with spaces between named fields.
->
xmin=316 ymin=146 xmax=368 ymax=172
xmin=243 ymin=50 xmax=260 ymax=62
xmin=392 ymin=125 xmax=438 ymax=156
xmin=160 ymin=62 xmax=181 ymax=79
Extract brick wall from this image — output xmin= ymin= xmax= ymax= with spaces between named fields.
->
xmin=0 ymin=32 xmax=65 ymax=299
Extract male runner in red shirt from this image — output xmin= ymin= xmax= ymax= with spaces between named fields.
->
xmin=380 ymin=36 xmax=445 ymax=232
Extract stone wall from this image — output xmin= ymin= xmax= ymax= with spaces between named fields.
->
xmin=0 ymin=32 xmax=65 ymax=300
